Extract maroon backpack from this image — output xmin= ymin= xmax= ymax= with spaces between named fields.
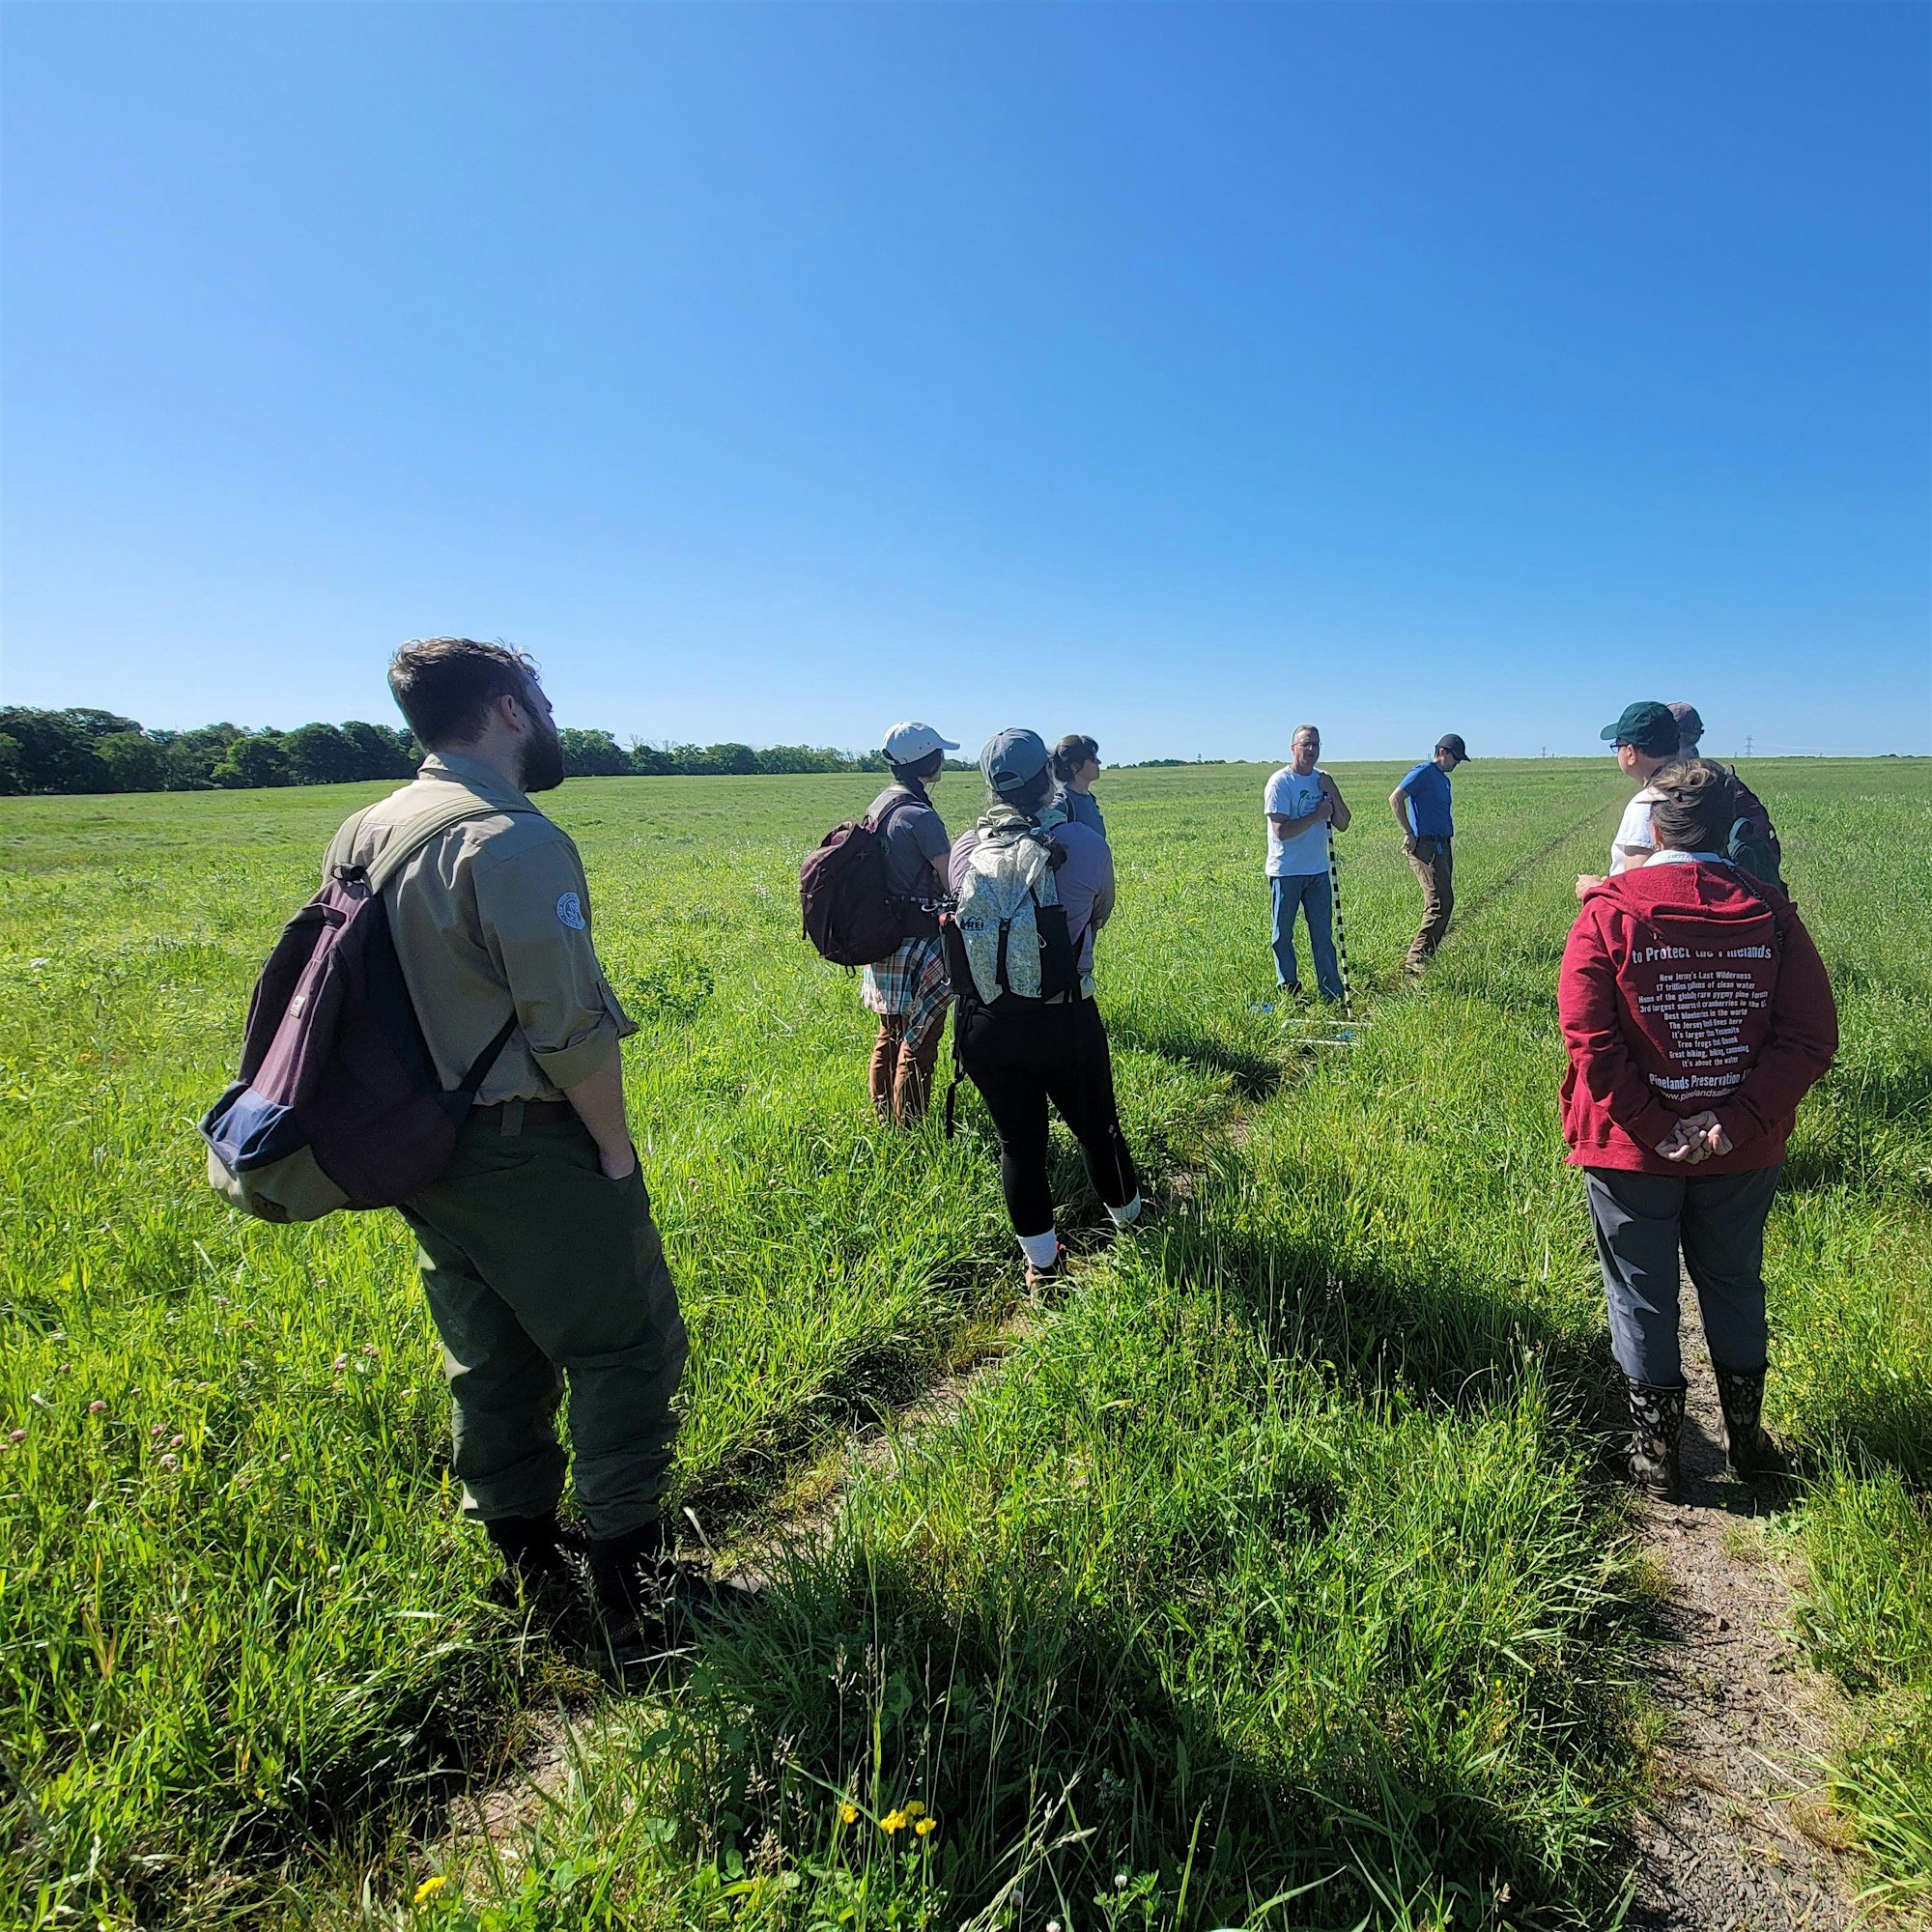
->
xmin=799 ymin=792 xmax=930 ymax=968
xmin=200 ymin=795 xmax=525 ymax=1222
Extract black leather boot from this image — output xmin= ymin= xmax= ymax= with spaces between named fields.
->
xmin=588 ymin=1518 xmax=672 ymax=1636
xmin=483 ymin=1512 xmax=586 ymax=1609
xmin=1609 ymin=1378 xmax=1686 ymax=1500
xmin=587 ymin=1520 xmax=750 ymax=1665
xmin=1714 ymin=1366 xmax=1788 ymax=1480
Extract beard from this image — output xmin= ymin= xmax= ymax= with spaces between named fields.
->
xmin=519 ymin=719 xmax=566 ymax=794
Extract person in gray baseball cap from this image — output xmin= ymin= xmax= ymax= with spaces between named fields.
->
xmin=1666 ymin=702 xmax=1785 ymax=886
xmin=945 ymin=728 xmax=1141 ymax=1289
xmin=860 ymin=722 xmax=961 ymax=1125
xmin=1666 ymin=701 xmax=1705 ymax=753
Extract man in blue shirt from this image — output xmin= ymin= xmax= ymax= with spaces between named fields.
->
xmin=1388 ymin=733 xmax=1469 ymax=974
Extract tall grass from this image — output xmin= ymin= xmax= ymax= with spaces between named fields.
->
xmin=2 ymin=757 xmax=1926 ymax=1925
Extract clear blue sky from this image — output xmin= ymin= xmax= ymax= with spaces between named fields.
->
xmin=4 ymin=2 xmax=1927 ymax=761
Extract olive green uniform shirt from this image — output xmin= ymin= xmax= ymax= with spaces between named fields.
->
xmin=323 ymin=752 xmax=635 ymax=1106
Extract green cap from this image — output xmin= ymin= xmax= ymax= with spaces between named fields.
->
xmin=1600 ymin=701 xmax=1678 ymax=756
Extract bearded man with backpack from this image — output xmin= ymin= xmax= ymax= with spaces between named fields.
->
xmin=858 ymin=722 xmax=960 ymax=1126
xmin=944 ymin=728 xmax=1142 ymax=1289
xmin=207 ymin=638 xmax=717 ymax=1660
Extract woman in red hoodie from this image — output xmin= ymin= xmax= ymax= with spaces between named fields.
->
xmin=1558 ymin=759 xmax=1836 ymax=1499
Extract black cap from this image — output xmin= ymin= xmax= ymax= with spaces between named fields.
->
xmin=1435 ymin=733 xmax=1469 ymax=762
xmin=1600 ymin=701 xmax=1678 ymax=757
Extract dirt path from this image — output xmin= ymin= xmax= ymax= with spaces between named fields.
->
xmin=718 ymin=1304 xmax=1037 ymax=1590
xmin=442 ymin=1299 xmax=1042 ymax=1854
xmin=1628 ymin=1309 xmax=1858 ymax=1931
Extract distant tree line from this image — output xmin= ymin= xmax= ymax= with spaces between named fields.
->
xmin=0 ymin=706 xmax=975 ymax=796
xmin=0 ymin=708 xmax=419 ymax=795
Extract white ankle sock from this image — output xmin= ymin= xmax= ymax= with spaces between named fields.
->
xmin=1017 ymin=1228 xmax=1060 ymax=1269
xmin=1107 ymin=1193 xmax=1143 ymax=1229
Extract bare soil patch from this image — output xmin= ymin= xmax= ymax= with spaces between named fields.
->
xmin=1629 ymin=1318 xmax=1859 ymax=1932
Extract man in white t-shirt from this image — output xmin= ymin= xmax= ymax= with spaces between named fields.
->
xmin=1264 ymin=724 xmax=1351 ymax=999
xmin=1576 ymin=701 xmax=1681 ymax=901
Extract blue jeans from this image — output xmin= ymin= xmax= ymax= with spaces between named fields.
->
xmin=1269 ymin=871 xmax=1343 ymax=1000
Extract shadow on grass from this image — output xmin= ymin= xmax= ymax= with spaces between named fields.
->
xmin=1827 ymin=1047 xmax=1932 ymax=1127
xmin=678 ymin=1276 xmax=1004 ymax=1520
xmin=1144 ymin=1202 xmax=1613 ymax=1426
xmin=681 ymin=1077 xmax=1221 ymax=1519
xmin=1108 ymin=1015 xmax=1286 ymax=1099
xmin=1796 ymin=1385 xmax=1932 ymax=1492
xmin=1777 ymin=1139 xmax=1932 ymax=1208
xmin=627 ymin=1533 xmax=1634 ymax=1931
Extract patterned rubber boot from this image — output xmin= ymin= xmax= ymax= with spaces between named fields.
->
xmin=1714 ymin=1366 xmax=1789 ymax=1481
xmin=1611 ymin=1378 xmax=1686 ymax=1501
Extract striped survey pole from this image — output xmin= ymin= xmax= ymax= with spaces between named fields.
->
xmin=1327 ymin=829 xmax=1355 ymax=1022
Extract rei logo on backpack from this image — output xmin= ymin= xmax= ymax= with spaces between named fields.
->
xmin=800 ymin=791 xmax=933 ymax=968
xmin=940 ymin=808 xmax=1079 ymax=1009
xmin=199 ymin=794 xmax=526 ymax=1223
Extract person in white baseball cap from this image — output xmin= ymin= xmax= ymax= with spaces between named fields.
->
xmin=860 ymin=722 xmax=961 ymax=1124
xmin=881 ymin=722 xmax=959 ymax=765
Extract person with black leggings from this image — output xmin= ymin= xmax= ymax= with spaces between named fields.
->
xmin=949 ymin=728 xmax=1142 ymax=1288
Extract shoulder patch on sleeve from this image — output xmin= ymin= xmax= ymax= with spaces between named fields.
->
xmin=555 ymin=891 xmax=586 ymax=930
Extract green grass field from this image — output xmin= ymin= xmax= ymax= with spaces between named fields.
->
xmin=2 ymin=758 xmax=1927 ymax=1929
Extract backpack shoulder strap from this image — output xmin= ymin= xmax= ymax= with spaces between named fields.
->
xmin=360 ymin=793 xmax=538 ymax=895
xmin=1744 ymin=872 xmax=1797 ymax=940
xmin=456 ymin=1010 xmax=520 ymax=1103
xmin=868 ymin=789 xmax=923 ymax=835
xmin=324 ymin=806 xmax=376 ymax=879
xmin=365 ymin=791 xmax=537 ymax=1098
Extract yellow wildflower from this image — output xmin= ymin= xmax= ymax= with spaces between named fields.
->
xmin=882 ymin=1808 xmax=908 ymax=1833
xmin=412 ymin=1874 xmax=448 ymax=1906
xmin=904 ymin=1800 xmax=925 ymax=1819
xmin=915 ymin=1816 xmax=937 ymax=1837
xmin=840 ymin=1802 xmax=859 ymax=1824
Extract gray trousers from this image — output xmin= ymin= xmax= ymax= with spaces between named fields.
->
xmin=1583 ymin=1165 xmax=1781 ymax=1387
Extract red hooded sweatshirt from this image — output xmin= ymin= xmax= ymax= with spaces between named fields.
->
xmin=1558 ymin=861 xmax=1837 ymax=1175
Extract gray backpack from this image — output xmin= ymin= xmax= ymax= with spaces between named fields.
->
xmin=941 ymin=813 xmax=1079 ymax=1009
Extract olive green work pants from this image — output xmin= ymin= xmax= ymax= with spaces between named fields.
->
xmin=399 ymin=1109 xmax=687 ymax=1539
xmin=1405 ymin=836 xmax=1455 ymax=971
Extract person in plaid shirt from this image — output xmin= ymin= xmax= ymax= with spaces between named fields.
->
xmin=862 ymin=722 xmax=958 ymax=1125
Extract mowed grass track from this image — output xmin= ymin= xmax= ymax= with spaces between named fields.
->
xmin=0 ymin=759 xmax=1926 ymax=1927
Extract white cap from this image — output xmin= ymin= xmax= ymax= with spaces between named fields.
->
xmin=881 ymin=721 xmax=960 ymax=763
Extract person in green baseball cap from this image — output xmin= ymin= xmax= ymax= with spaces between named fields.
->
xmin=1576 ymin=701 xmax=1682 ymax=900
